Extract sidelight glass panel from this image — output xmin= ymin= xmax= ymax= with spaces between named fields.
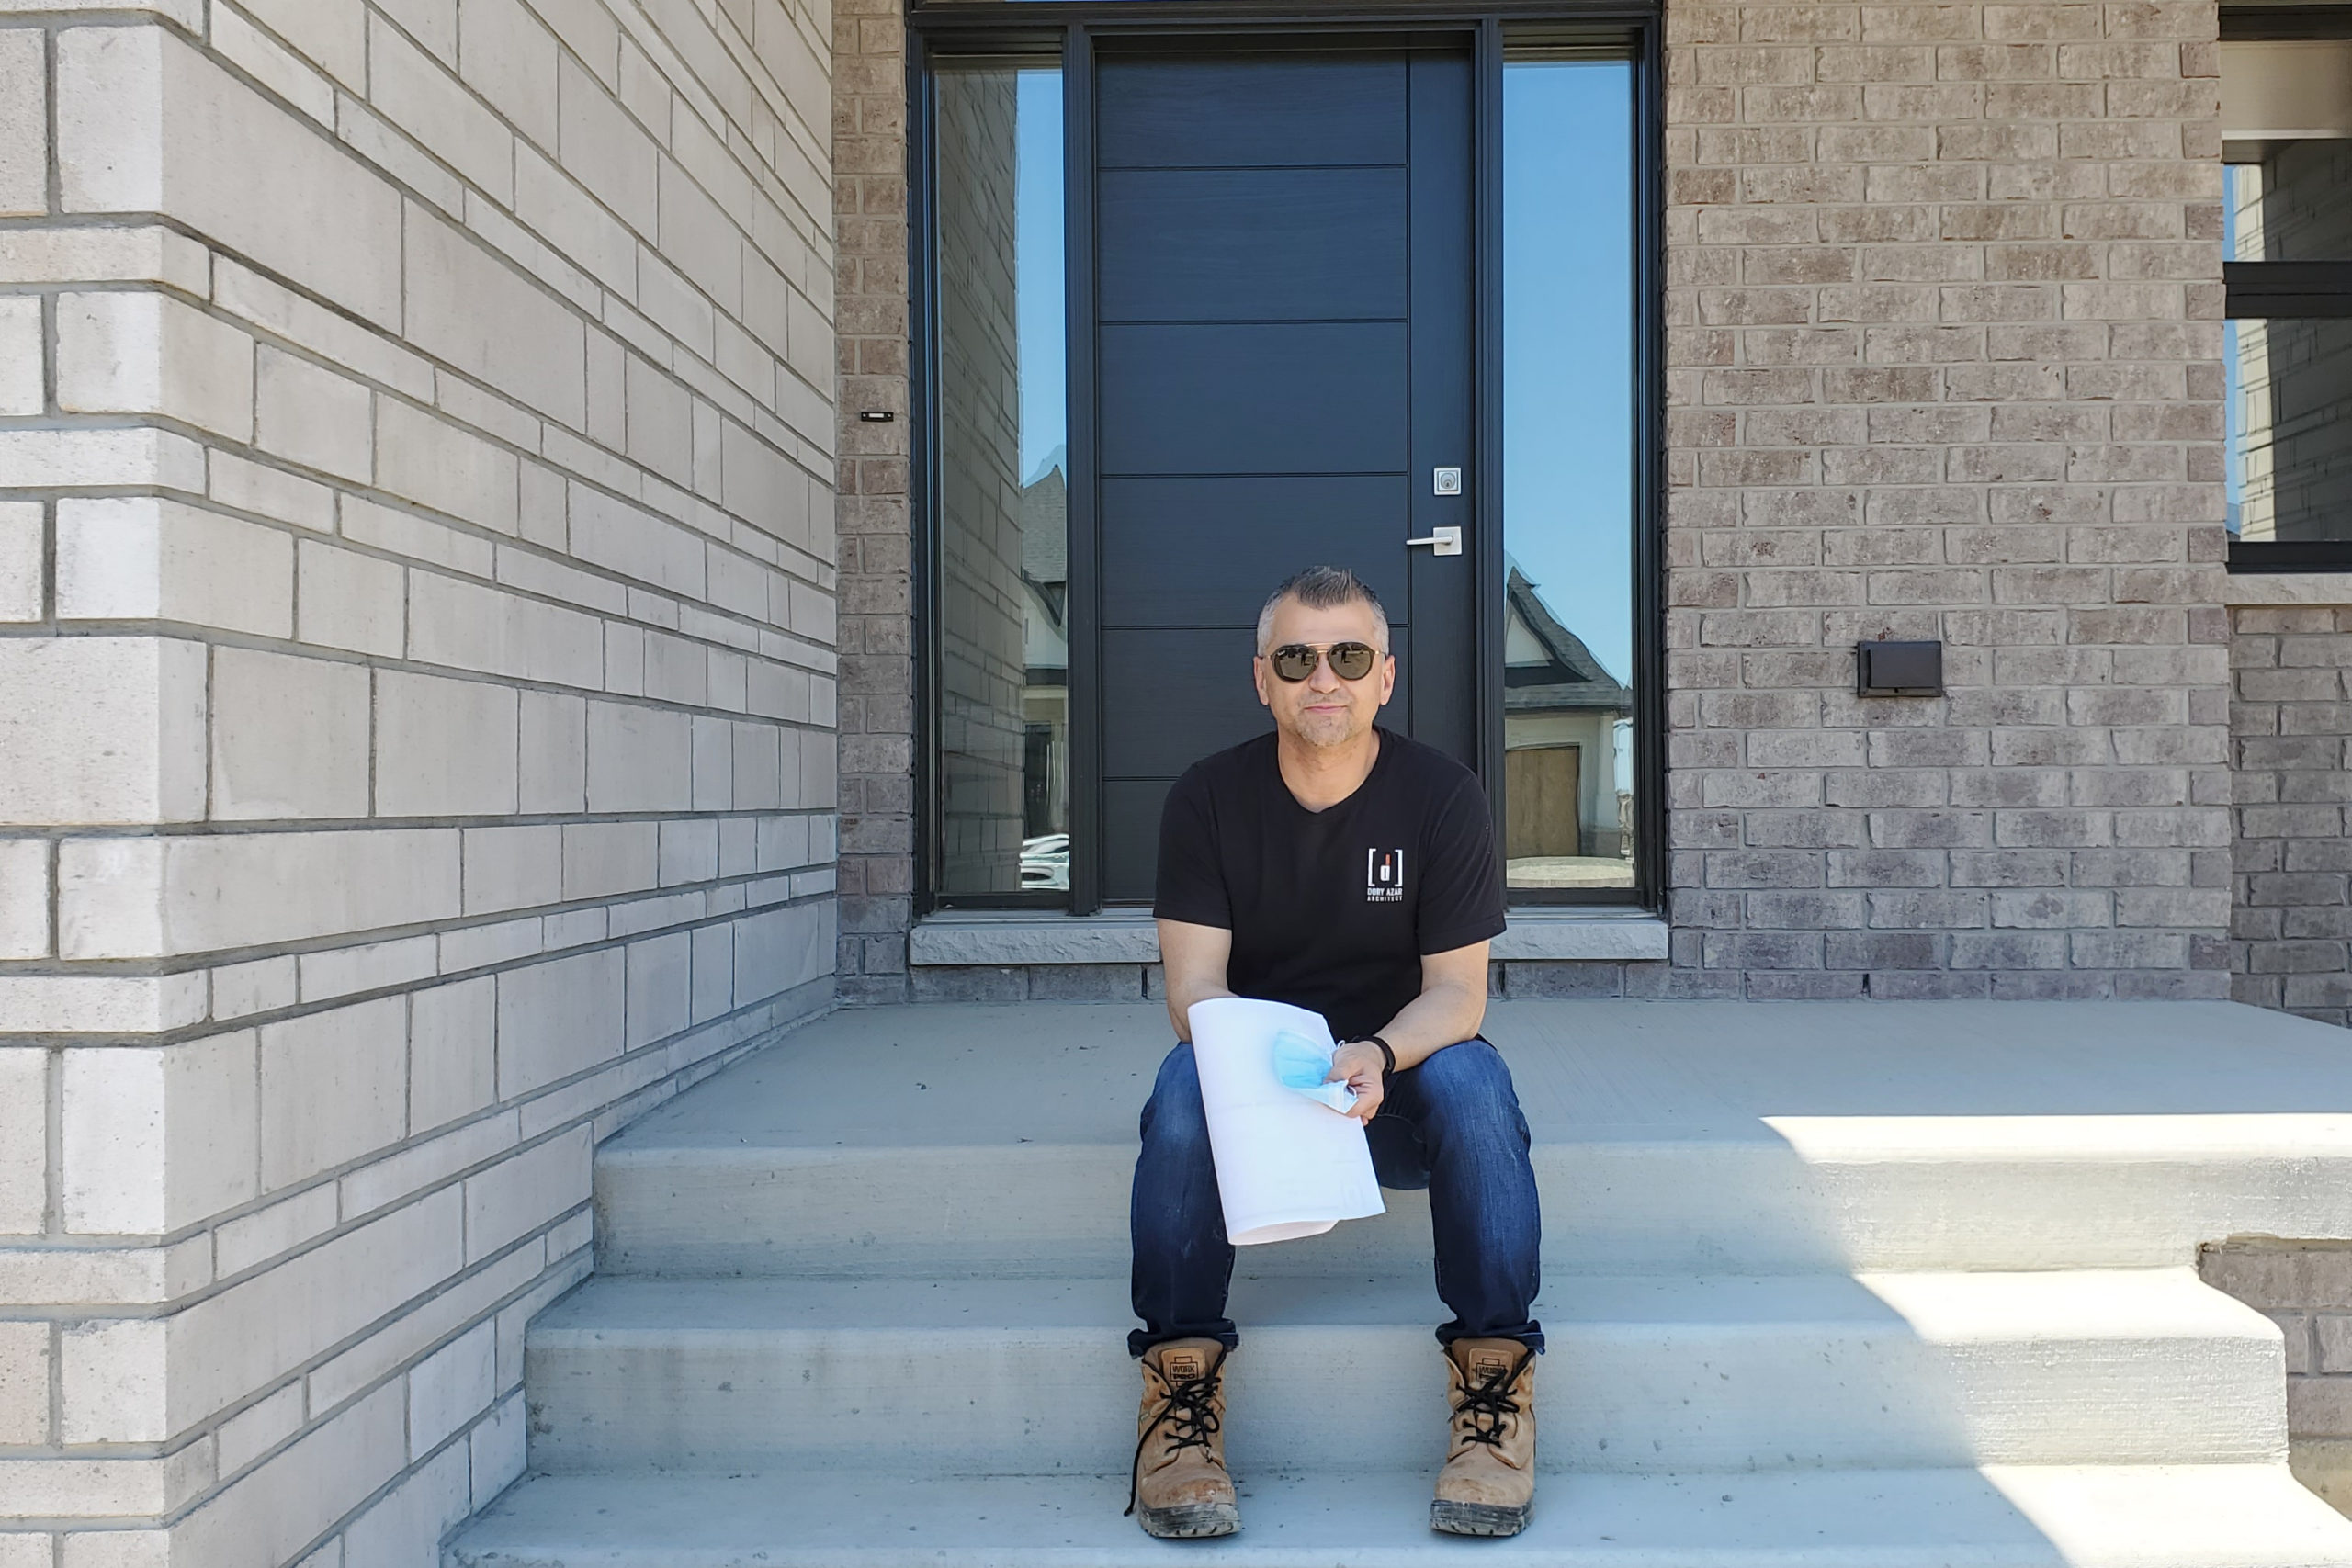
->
xmin=2228 ymin=314 xmax=2352 ymax=541
xmin=933 ymin=62 xmax=1069 ymax=897
xmin=1501 ymin=54 xmax=1636 ymax=895
xmin=2222 ymin=39 xmax=2352 ymax=544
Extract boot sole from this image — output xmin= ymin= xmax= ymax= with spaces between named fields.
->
xmin=1430 ymin=1500 xmax=1531 ymax=1538
xmin=1137 ymin=1502 xmax=1242 ymax=1540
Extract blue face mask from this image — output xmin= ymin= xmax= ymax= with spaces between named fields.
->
xmin=1272 ymin=1029 xmax=1358 ymax=1113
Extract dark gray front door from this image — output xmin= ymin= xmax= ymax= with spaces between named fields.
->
xmin=1091 ymin=46 xmax=1476 ymax=901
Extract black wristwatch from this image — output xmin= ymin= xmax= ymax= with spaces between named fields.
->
xmin=1356 ymin=1035 xmax=1396 ymax=1078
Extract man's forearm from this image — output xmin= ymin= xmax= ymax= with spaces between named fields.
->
xmin=1165 ymin=975 xmax=1235 ymax=1040
xmin=1157 ymin=918 xmax=1238 ymax=1041
xmin=1363 ymin=976 xmax=1487 ymax=1071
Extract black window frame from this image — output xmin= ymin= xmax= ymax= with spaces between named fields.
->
xmin=909 ymin=0 xmax=1666 ymax=915
xmin=2222 ymin=2 xmax=2352 ymax=571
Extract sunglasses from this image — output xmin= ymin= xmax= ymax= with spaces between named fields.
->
xmin=1265 ymin=641 xmax=1382 ymax=682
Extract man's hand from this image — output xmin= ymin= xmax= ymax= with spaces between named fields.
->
xmin=1326 ymin=1041 xmax=1387 ymax=1123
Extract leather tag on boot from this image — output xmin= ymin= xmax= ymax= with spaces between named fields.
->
xmin=1469 ymin=1350 xmax=1510 ymax=1380
xmin=1162 ymin=1349 xmax=1204 ymax=1382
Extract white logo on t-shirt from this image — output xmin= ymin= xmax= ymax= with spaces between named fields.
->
xmin=1366 ymin=848 xmax=1406 ymax=903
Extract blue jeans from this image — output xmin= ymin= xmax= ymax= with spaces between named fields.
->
xmin=1129 ymin=1037 xmax=1544 ymax=1357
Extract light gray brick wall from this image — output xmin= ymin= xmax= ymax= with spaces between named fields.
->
xmin=1662 ymin=0 xmax=2234 ymax=998
xmin=2230 ymin=604 xmax=2352 ymax=1023
xmin=0 ymin=1 xmax=834 ymax=1562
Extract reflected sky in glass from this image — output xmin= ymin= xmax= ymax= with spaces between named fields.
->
xmin=1018 ymin=70 xmax=1067 ymax=483
xmin=1504 ymin=59 xmax=1634 ymax=689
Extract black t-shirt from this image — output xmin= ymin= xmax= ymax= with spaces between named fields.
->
xmin=1153 ymin=728 xmax=1508 ymax=1043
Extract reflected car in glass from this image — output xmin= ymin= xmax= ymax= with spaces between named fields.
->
xmin=1021 ymin=833 xmax=1071 ymax=891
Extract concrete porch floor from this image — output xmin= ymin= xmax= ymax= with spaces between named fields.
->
xmin=619 ymin=998 xmax=2352 ymax=1144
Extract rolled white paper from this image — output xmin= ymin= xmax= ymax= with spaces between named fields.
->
xmin=1187 ymin=996 xmax=1385 ymax=1246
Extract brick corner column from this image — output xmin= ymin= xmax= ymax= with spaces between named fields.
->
xmin=835 ymin=0 xmax=916 ymax=1003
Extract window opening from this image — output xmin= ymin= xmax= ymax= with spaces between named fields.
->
xmin=2222 ymin=23 xmax=2352 ymax=566
xmin=1500 ymin=51 xmax=1639 ymax=895
xmin=931 ymin=59 xmax=1070 ymax=897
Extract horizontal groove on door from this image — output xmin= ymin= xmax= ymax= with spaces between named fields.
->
xmin=1102 ymin=476 xmax=1411 ymax=626
xmin=1100 ymin=166 xmax=1409 ymax=321
xmin=1103 ymin=779 xmax=1177 ymax=902
xmin=1097 ymin=55 xmax=1409 ymax=168
xmin=1102 ymin=628 xmax=1273 ymax=779
xmin=1099 ymin=322 xmax=1408 ymax=475
xmin=1099 ymin=318 xmax=1410 ymax=328
xmin=1096 ymin=469 xmax=1413 ymax=479
xmin=1094 ymin=626 xmax=1415 ymax=637
xmin=1107 ymin=162 xmax=1409 ymax=174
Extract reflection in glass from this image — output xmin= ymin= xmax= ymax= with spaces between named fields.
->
xmin=2228 ymin=316 xmax=2352 ymax=542
xmin=1502 ymin=56 xmax=1635 ymax=892
xmin=2223 ymin=40 xmax=2352 ymax=544
xmin=934 ymin=63 xmax=1069 ymax=895
xmin=2221 ymin=40 xmax=2352 ymax=262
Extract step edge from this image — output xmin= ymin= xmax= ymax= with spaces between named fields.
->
xmin=524 ymin=1269 xmax=2287 ymax=1347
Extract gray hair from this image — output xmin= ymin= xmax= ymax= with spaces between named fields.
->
xmin=1255 ymin=567 xmax=1390 ymax=654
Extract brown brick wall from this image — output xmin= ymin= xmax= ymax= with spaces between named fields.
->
xmin=2231 ymin=604 xmax=2352 ymax=1024
xmin=1660 ymin=0 xmax=2235 ymax=998
xmin=834 ymin=0 xmax=916 ymax=1001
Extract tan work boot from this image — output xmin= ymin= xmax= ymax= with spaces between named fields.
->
xmin=1125 ymin=1338 xmax=1240 ymax=1539
xmin=1430 ymin=1338 xmax=1536 ymax=1537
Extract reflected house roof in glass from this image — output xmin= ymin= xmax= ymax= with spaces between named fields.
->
xmin=1019 ymin=464 xmax=1069 ymax=674
xmin=1021 ymin=458 xmax=1067 ymax=588
xmin=1504 ymin=567 xmax=1627 ymax=712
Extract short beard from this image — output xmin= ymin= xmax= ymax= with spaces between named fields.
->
xmin=1284 ymin=705 xmax=1363 ymax=750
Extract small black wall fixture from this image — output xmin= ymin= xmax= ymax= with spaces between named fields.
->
xmin=1857 ymin=639 xmax=1942 ymax=697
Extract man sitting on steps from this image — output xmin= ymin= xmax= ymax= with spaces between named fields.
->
xmin=1127 ymin=565 xmax=1544 ymax=1540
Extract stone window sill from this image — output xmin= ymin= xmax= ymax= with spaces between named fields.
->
xmin=2224 ymin=571 xmax=2352 ymax=605
xmin=909 ymin=908 xmax=1668 ymax=966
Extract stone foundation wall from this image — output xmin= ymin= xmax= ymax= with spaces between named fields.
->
xmin=0 ymin=1 xmax=835 ymax=1562
xmin=899 ymin=959 xmax=1675 ymax=1005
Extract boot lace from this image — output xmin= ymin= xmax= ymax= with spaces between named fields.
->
xmin=1125 ymin=1345 xmax=1229 ymax=1517
xmin=1452 ymin=1346 xmax=1535 ymax=1450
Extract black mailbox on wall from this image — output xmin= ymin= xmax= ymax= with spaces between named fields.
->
xmin=1857 ymin=639 xmax=1942 ymax=697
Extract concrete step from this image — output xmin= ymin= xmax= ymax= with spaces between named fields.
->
xmin=447 ymin=1463 xmax=2352 ymax=1568
xmin=594 ymin=1123 xmax=2352 ymax=1279
xmin=503 ymin=1002 xmax=2352 ymax=1568
xmin=590 ymin=1001 xmax=2352 ymax=1279
xmin=521 ymin=1269 xmax=2284 ymax=1475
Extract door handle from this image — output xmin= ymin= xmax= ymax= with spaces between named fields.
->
xmin=1405 ymin=525 xmax=1463 ymax=557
